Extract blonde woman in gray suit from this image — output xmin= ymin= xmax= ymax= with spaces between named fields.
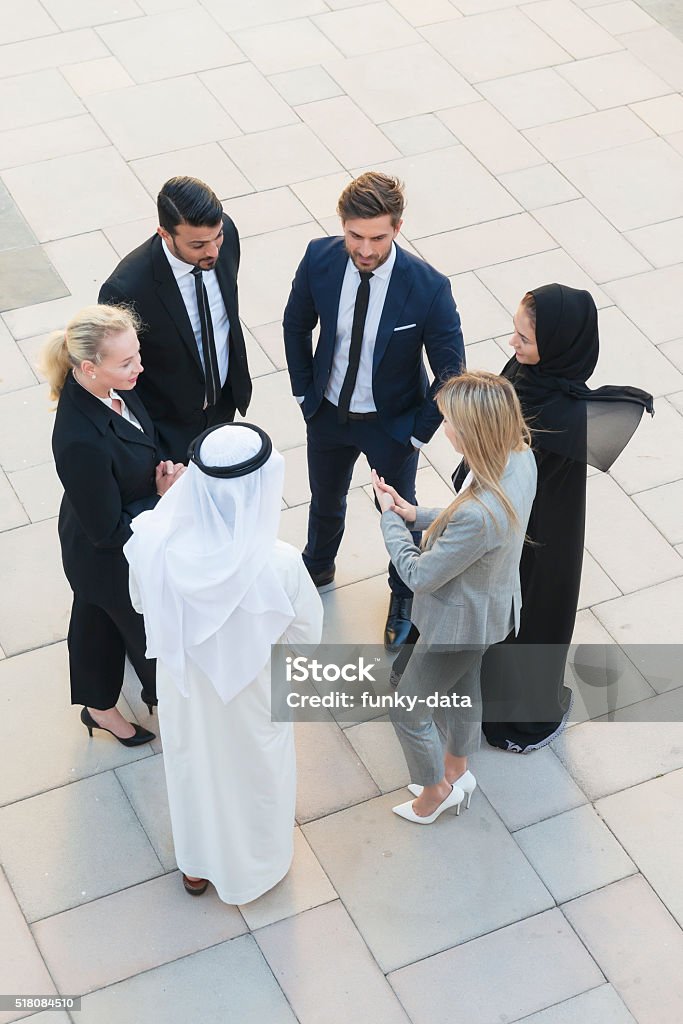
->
xmin=372 ymin=371 xmax=536 ymax=825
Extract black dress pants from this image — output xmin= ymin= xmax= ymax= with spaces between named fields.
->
xmin=304 ymin=399 xmax=420 ymax=597
xmin=67 ymin=594 xmax=156 ymax=710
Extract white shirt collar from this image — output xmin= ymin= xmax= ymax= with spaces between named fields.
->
xmin=348 ymin=241 xmax=397 ymax=282
xmin=162 ymin=238 xmax=197 ymax=281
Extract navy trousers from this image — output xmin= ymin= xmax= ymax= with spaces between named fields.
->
xmin=304 ymin=399 xmax=420 ymax=597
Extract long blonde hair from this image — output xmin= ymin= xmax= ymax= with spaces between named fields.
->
xmin=40 ymin=304 xmax=140 ymax=402
xmin=422 ymin=371 xmax=531 ymax=550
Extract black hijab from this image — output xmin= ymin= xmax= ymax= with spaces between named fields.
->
xmin=501 ymin=283 xmax=654 ymax=471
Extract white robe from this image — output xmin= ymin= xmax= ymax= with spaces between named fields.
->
xmin=132 ymin=541 xmax=323 ymax=904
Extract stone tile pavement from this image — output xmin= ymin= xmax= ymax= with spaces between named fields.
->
xmin=0 ymin=1 xmax=682 ymax=1021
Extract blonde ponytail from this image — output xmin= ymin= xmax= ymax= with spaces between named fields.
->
xmin=40 ymin=304 xmax=141 ymax=402
xmin=422 ymin=371 xmax=531 ymax=550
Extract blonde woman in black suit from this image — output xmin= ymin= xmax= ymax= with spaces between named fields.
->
xmin=42 ymin=305 xmax=185 ymax=746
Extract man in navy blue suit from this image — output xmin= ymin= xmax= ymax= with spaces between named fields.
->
xmin=283 ymin=173 xmax=465 ymax=651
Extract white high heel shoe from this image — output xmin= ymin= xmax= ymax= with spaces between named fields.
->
xmin=392 ymin=783 xmax=465 ymax=825
xmin=408 ymin=770 xmax=477 ymax=809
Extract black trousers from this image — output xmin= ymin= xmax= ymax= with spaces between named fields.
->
xmin=67 ymin=595 xmax=156 ymax=710
xmin=304 ymin=399 xmax=420 ymax=597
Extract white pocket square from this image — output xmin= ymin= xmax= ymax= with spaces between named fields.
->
xmin=394 ymin=323 xmax=417 ymax=332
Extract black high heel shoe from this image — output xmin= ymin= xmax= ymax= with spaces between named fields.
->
xmin=81 ymin=706 xmax=155 ymax=746
xmin=141 ymin=690 xmax=157 ymax=716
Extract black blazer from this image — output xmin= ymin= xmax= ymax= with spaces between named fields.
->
xmin=283 ymin=237 xmax=465 ymax=444
xmin=98 ymin=214 xmax=252 ymax=462
xmin=53 ymin=373 xmax=160 ymax=608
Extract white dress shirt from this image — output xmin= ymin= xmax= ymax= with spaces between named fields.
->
xmin=162 ymin=240 xmax=230 ymax=388
xmin=101 ymin=390 xmax=143 ymax=431
xmin=325 ymin=243 xmax=396 ymax=413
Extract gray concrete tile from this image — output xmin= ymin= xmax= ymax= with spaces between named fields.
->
xmin=3 ymin=147 xmax=153 ymax=240
xmin=380 ymin=113 xmax=457 ymax=156
xmin=223 ymin=123 xmax=342 ymax=191
xmin=417 ymin=213 xmax=555 ymax=275
xmin=0 ymin=1 xmax=58 ymax=45
xmin=344 ymin=715 xmax=411 ymax=792
xmin=237 ymin=222 xmax=321 ymax=327
xmin=470 ymin=744 xmax=587 ymax=831
xmin=233 ymin=18 xmax=343 ymax=75
xmin=202 ymin=0 xmax=327 ymax=32
xmin=0 ymin=29 xmax=108 ymax=79
xmin=619 ymin=25 xmax=683 ymax=90
xmin=115 ymin=753 xmax=175 ymax=870
xmin=252 ymin=321 xmax=286 ymax=369
xmin=626 ymin=217 xmax=683 ymax=268
xmin=504 ymin=984 xmax=636 ymax=1023
xmin=76 ymin=935 xmax=297 ymax=1024
xmin=0 ymin=248 xmax=68 ymax=313
xmin=98 ymin=9 xmax=244 ymax=83
xmin=303 ymin=791 xmax=553 ymax=972
xmin=86 ymin=79 xmax=241 ymax=162
xmin=514 ymin=803 xmax=636 ymax=903
xmin=439 ymin=100 xmax=544 ymax=175
xmin=41 ymin=230 xmax=117 ymax=298
xmin=389 ymin=0 xmax=462 ymax=24
xmin=592 ymin=1 xmax=657 ymax=34
xmin=563 ymin=874 xmax=683 ymax=1024
xmin=552 ymin=718 xmax=683 ymax=800
xmin=5 ymin=461 xmax=61 ymax=523
xmin=256 ymin=901 xmax=411 ymax=1024
xmin=60 ymin=56 xmax=135 ymax=97
xmin=224 ymin=188 xmax=311 ymax=238
xmin=525 ymin=106 xmax=654 ymax=162
xmin=33 ymin=871 xmax=246 ymax=994
xmin=388 ymin=909 xmax=603 ymax=1024
xmin=634 ymin=479 xmax=683 ymax=544
xmin=523 ymin=0 xmax=622 ymax=58
xmin=41 ymin=0 xmax=144 ymax=30
xmin=296 ymin=95 xmax=400 ymax=165
xmin=290 ymin=171 xmax=351 ymax=222
xmin=630 ymin=92 xmax=683 ymax=133
xmin=2 ymin=295 xmax=84 ymax=342
xmin=481 ymin=68 xmax=594 ymax=131
xmin=244 ymin=369 xmax=306 ymax=450
xmin=269 ymin=65 xmax=344 ymax=106
xmin=103 ymin=215 xmax=159 ymax=258
xmin=314 ymin=3 xmax=420 ymax=56
xmin=239 ymin=827 xmax=336 ymax=929
xmin=0 ymin=644 xmax=153 ymax=807
xmin=0 ymin=470 xmax=28 ymax=530
xmin=0 ymin=519 xmax=71 ymax=656
xmin=596 ymin=768 xmax=683 ymax=927
xmin=477 ymin=249 xmax=608 ymax=314
xmin=0 ymin=182 xmax=37 ymax=253
xmin=577 ymin=551 xmax=621 ymax=608
xmin=592 ymin=305 xmax=683 ymax=400
xmin=498 ymin=163 xmax=581 ymax=209
xmin=295 ymin=720 xmax=380 ymax=823
xmin=0 ymin=772 xmax=163 ymax=921
xmin=201 ymin=63 xmax=298 ymax=133
xmin=131 ymin=143 xmax=253 ymax=204
xmin=0 ymin=868 xmax=57 ymax=1023
xmin=325 ymin=43 xmax=477 ymax=123
xmin=609 ymin=401 xmax=683 ymax=494
xmin=604 ymin=264 xmax=683 ymax=344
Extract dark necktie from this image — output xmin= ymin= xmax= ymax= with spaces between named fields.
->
xmin=337 ymin=271 xmax=373 ymax=424
xmin=191 ymin=267 xmax=221 ymax=407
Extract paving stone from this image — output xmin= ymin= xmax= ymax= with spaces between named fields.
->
xmin=201 ymin=64 xmax=297 ymax=133
xmin=0 ymin=29 xmax=109 ymax=79
xmin=0 ymin=519 xmax=70 ymax=656
xmin=76 ymin=936 xmax=297 ymax=1024
xmin=60 ymin=56 xmax=135 ymax=97
xmin=0 ymin=470 xmax=28 ymax=531
xmin=447 ymin=272 xmax=512 ymax=343
xmin=591 ymin=305 xmax=683 ymax=401
xmin=42 ymin=230 xmax=119 ymax=297
xmin=388 ymin=909 xmax=602 ymax=1024
xmin=303 ymin=791 xmax=553 ymax=972
xmin=619 ymin=25 xmax=683 ymax=90
xmin=0 ymin=0 xmax=59 ymax=45
xmin=239 ymin=828 xmax=336 ymax=930
xmin=634 ymin=479 xmax=683 ymax=544
xmin=514 ymin=803 xmax=636 ymax=903
xmin=0 ymin=248 xmax=68 ymax=312
xmin=223 ymin=188 xmax=311 ymax=238
xmin=563 ymin=874 xmax=683 ymax=1024
xmin=2 ymin=294 xmax=84 ymax=342
xmin=499 ymin=164 xmax=581 ymax=209
xmin=87 ymin=79 xmax=241 ymax=162
xmin=0 ymin=318 xmax=36 ymax=395
xmin=295 ymin=719 xmax=380 ymax=823
xmin=0 ymin=644 xmax=152 ymax=807
xmin=98 ymin=9 xmax=243 ymax=84
xmin=256 ymin=902 xmax=411 ymax=1024
xmin=534 ymin=199 xmax=650 ymax=282
xmin=630 ymin=92 xmax=683 ymax=133
xmin=0 ymin=69 xmax=83 ymax=133
xmin=223 ymin=124 xmax=342 ymax=191
xmin=422 ymin=8 xmax=571 ymax=83
xmin=268 ymin=65 xmax=343 ymax=106
xmin=0 ymin=772 xmax=163 ymax=922
xmin=590 ymin=0 xmax=657 ymax=34
xmin=252 ymin=320 xmax=286 ymax=369
xmin=524 ymin=107 xmax=654 ymax=162
xmin=296 ymin=96 xmax=400 ymax=166
xmin=0 ymin=869 xmax=57 ymax=1023
xmin=115 ymin=753 xmax=176 ymax=870
xmin=0 ymin=114 xmax=108 ymax=171
xmin=417 ymin=213 xmax=555 ymax=274
xmin=103 ymin=215 xmax=171 ymax=257
xmin=380 ymin=113 xmax=456 ymax=156
xmin=604 ymin=264 xmax=683 ymax=343
xmin=313 ymin=3 xmax=420 ymax=56
xmin=596 ymin=768 xmax=683 ymax=928
xmin=290 ymin=172 xmax=351 ymax=222
xmin=577 ymin=551 xmax=621 ymax=608
xmin=130 ymin=143 xmax=252 ymax=202
xmin=201 ymin=0 xmax=327 ymax=32
xmin=33 ymin=870 xmax=246 ymax=994
xmin=626 ymin=217 xmax=683 ymax=268
xmin=480 ymin=68 xmax=594 ymax=131
xmin=523 ymin=0 xmax=622 ymax=58
xmin=0 ymin=182 xmax=37 ymax=253
xmin=388 ymin=0 xmax=462 ymax=24
xmin=509 ymin=984 xmax=637 ymax=1023
xmin=4 ymin=147 xmax=153 ymax=240
xmin=476 ymin=249 xmax=608 ymax=314
xmin=238 ymin=222 xmax=321 ymax=327
xmin=41 ymin=0 xmax=144 ymax=30
xmin=558 ymin=49 xmax=671 ymax=108
xmin=344 ymin=715 xmax=411 ymax=792
xmin=608 ymin=400 xmax=683 ymax=494
xmin=232 ymin=18 xmax=342 ymax=75
xmin=325 ymin=43 xmax=478 ymax=124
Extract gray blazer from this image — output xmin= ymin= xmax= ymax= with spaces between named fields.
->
xmin=380 ymin=448 xmax=537 ymax=648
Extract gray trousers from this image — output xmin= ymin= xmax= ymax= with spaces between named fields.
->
xmin=390 ymin=644 xmax=484 ymax=786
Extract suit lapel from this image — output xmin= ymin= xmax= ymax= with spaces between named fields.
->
xmin=151 ymin=239 xmax=203 ymax=373
xmin=123 ymin=387 xmax=156 ymax=443
xmin=319 ymin=241 xmax=348 ymax=344
xmin=373 ymin=246 xmax=413 ymax=372
xmin=110 ymin=409 xmax=156 ymax=449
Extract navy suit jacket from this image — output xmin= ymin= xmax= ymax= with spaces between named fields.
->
xmin=283 ymin=237 xmax=465 ymax=444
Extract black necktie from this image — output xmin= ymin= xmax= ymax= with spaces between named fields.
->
xmin=337 ymin=271 xmax=373 ymax=424
xmin=191 ymin=267 xmax=221 ymax=407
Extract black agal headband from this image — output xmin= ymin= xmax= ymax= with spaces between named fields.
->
xmin=187 ymin=422 xmax=273 ymax=478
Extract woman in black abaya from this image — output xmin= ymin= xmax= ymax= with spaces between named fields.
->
xmin=473 ymin=284 xmax=654 ymax=753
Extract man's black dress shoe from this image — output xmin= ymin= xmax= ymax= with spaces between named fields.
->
xmin=308 ymin=565 xmax=336 ymax=588
xmin=384 ymin=595 xmax=413 ymax=653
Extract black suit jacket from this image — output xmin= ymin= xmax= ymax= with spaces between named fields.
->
xmin=283 ymin=238 xmax=465 ymax=444
xmin=98 ymin=214 xmax=252 ymax=462
xmin=53 ymin=373 xmax=160 ymax=608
